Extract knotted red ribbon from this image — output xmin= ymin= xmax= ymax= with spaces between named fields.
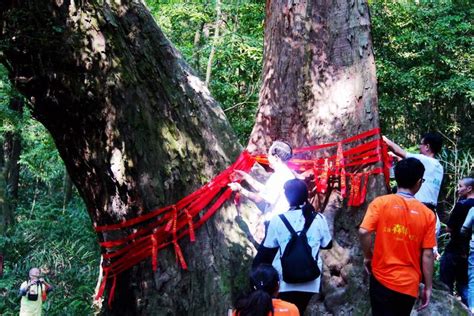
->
xmin=93 ymin=129 xmax=390 ymax=306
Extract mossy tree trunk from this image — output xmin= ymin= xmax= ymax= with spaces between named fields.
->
xmin=0 ymin=1 xmax=255 ymax=315
xmin=249 ymin=0 xmax=383 ymax=314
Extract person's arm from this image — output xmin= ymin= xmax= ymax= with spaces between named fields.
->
xmin=461 ymin=208 xmax=474 ymax=235
xmin=358 ymin=227 xmax=373 ymax=274
xmin=253 ymin=219 xmax=279 ymax=267
xmin=382 ymin=136 xmax=407 ymax=158
xmin=319 ymin=214 xmax=333 ymax=250
xmin=228 ymin=182 xmax=264 ymax=204
xmin=446 ymin=203 xmax=461 ymax=234
xmin=234 ymin=170 xmax=265 ymax=192
xmin=252 ymin=245 xmax=278 ymax=268
xmin=417 ymin=248 xmax=434 ymax=311
xmin=39 ymin=278 xmax=53 ymax=293
xmin=18 ymin=281 xmax=29 ymax=296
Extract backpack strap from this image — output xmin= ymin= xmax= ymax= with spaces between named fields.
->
xmin=279 ymin=212 xmax=316 ymax=235
xmin=279 ymin=214 xmax=296 ymax=235
xmin=302 ymin=212 xmax=316 ymax=234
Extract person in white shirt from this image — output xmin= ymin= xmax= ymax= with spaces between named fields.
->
xmin=383 ymin=132 xmax=443 ymax=210
xmin=252 ymin=179 xmax=332 ymax=314
xmin=383 ymin=132 xmax=444 ymax=257
xmin=228 ymin=141 xmax=295 ymax=221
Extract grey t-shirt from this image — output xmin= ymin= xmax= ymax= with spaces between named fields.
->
xmin=461 ymin=207 xmax=474 ymax=248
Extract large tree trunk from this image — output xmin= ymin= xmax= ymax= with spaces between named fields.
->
xmin=249 ymin=1 xmax=381 ymax=314
xmin=0 ymin=1 xmax=257 ymax=315
xmin=249 ymin=1 xmax=465 ymax=315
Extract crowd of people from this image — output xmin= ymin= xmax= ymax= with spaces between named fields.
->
xmin=19 ymin=135 xmax=472 ymax=315
xmin=230 ymin=134 xmax=474 ymax=315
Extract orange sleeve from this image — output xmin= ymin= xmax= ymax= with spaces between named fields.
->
xmin=422 ymin=212 xmax=437 ymax=249
xmin=360 ymin=197 xmax=382 ymax=232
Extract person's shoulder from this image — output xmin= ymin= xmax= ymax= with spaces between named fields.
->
xmin=370 ymin=194 xmax=395 ymax=205
xmin=280 ymin=164 xmax=296 ymax=178
xmin=406 ymin=153 xmax=438 ymax=165
xmin=411 ymin=200 xmax=436 ymax=220
xmin=273 ymin=298 xmax=299 ymax=314
xmin=269 ymin=214 xmax=283 ymax=227
xmin=406 ymin=152 xmax=422 ymax=159
xmin=315 ymin=211 xmax=330 ymax=222
xmin=460 ymin=198 xmax=474 ymax=207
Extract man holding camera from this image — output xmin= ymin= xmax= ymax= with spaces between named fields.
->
xmin=19 ymin=267 xmax=53 ymax=316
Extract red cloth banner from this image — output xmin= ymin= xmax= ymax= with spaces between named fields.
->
xmin=94 ymin=129 xmax=390 ymax=305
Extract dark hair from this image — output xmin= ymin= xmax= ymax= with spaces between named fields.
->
xmin=421 ymin=132 xmax=443 ymax=155
xmin=462 ymin=177 xmax=474 ymax=190
xmin=234 ymin=264 xmax=279 ymax=316
xmin=269 ymin=141 xmax=293 ymax=162
xmin=394 ymin=158 xmax=425 ymax=189
xmin=284 ymin=179 xmax=316 ymax=229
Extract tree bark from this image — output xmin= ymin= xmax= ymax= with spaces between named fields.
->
xmin=205 ymin=0 xmax=222 ymax=87
xmin=63 ymin=168 xmax=73 ymax=210
xmin=192 ymin=22 xmax=205 ymax=72
xmin=2 ymin=97 xmax=22 ymax=229
xmin=0 ymin=1 xmax=256 ymax=315
xmin=249 ymin=0 xmax=382 ymax=314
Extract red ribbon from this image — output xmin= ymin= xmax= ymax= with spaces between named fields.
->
xmin=151 ymin=234 xmax=158 ymax=272
xmin=93 ymin=130 xmax=389 ymax=305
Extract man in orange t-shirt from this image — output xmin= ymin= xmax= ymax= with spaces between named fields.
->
xmin=359 ymin=158 xmax=436 ymax=315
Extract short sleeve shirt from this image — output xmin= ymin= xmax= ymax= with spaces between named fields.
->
xmin=405 ymin=153 xmax=443 ymax=205
xmin=360 ymin=194 xmax=436 ymax=297
xmin=263 ymin=209 xmax=332 ymax=293
xmin=260 ymin=165 xmax=295 ymax=220
xmin=233 ymin=298 xmax=299 ymax=316
xmin=446 ymin=198 xmax=474 ymax=255
xmin=462 ymin=207 xmax=474 ymax=246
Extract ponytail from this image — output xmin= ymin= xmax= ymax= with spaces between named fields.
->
xmin=234 ymin=290 xmax=274 ymax=316
xmin=234 ymin=264 xmax=279 ymax=316
xmin=302 ymin=200 xmax=316 ymax=229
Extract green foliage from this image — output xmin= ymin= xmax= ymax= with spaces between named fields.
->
xmin=1 ymin=64 xmax=98 ymax=315
xmin=439 ymin=147 xmax=474 ymax=208
xmin=370 ymin=0 xmax=473 ymax=150
xmin=148 ymin=0 xmax=265 ymax=143
xmin=0 ymin=198 xmax=99 ymax=315
xmin=18 ymin=111 xmax=65 ymax=186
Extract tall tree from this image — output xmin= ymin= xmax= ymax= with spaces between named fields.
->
xmin=248 ymin=0 xmax=382 ymax=313
xmin=0 ymin=1 xmax=255 ymax=314
xmin=248 ymin=0 xmax=466 ymax=314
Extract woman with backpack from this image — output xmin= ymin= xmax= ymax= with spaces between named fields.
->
xmin=233 ymin=264 xmax=299 ymax=316
xmin=253 ymin=179 xmax=332 ymax=314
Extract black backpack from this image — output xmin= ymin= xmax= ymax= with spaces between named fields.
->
xmin=279 ymin=213 xmax=320 ymax=283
